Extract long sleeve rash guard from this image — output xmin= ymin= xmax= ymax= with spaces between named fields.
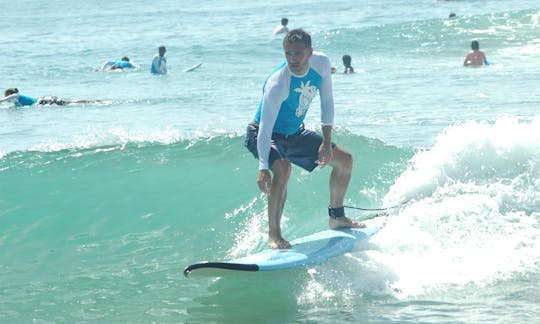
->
xmin=253 ymin=51 xmax=335 ymax=170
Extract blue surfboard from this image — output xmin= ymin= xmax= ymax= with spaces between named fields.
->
xmin=184 ymin=226 xmax=379 ymax=277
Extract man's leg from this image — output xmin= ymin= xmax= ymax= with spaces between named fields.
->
xmin=268 ymin=159 xmax=292 ymax=249
xmin=328 ymin=145 xmax=365 ymax=229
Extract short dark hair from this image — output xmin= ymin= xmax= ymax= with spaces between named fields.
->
xmin=4 ymin=88 xmax=19 ymax=96
xmin=283 ymin=28 xmax=311 ymax=49
xmin=281 ymin=18 xmax=288 ymax=25
xmin=471 ymin=40 xmax=480 ymax=50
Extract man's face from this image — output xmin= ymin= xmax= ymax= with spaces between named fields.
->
xmin=284 ymin=42 xmax=312 ymax=75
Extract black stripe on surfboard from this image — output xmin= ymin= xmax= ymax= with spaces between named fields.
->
xmin=183 ymin=262 xmax=259 ymax=277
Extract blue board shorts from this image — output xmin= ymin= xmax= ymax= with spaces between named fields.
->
xmin=244 ymin=123 xmax=335 ymax=172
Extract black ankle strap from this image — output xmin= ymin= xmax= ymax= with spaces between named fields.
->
xmin=328 ymin=206 xmax=345 ymax=219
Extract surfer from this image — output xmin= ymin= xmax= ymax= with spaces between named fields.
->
xmin=100 ymin=56 xmax=139 ymax=71
xmin=463 ymin=40 xmax=489 ymax=67
xmin=273 ymin=18 xmax=289 ymax=36
xmin=0 ymin=88 xmax=101 ymax=107
xmin=245 ymin=28 xmax=365 ymax=249
xmin=342 ymin=54 xmax=354 ymax=74
xmin=151 ymin=45 xmax=167 ymax=74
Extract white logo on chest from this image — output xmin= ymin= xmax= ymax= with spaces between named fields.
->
xmin=294 ymin=80 xmax=317 ymax=117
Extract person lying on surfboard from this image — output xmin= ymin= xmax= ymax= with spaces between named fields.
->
xmin=245 ymin=28 xmax=365 ymax=249
xmin=0 ymin=88 xmax=102 ymax=107
xmin=100 ymin=56 xmax=139 ymax=71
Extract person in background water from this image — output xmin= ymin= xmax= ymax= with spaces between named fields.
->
xmin=463 ymin=40 xmax=489 ymax=67
xmin=244 ymin=29 xmax=365 ymax=249
xmin=0 ymin=88 xmax=101 ymax=107
xmin=273 ymin=17 xmax=289 ymax=36
xmin=100 ymin=56 xmax=139 ymax=71
xmin=342 ymin=54 xmax=355 ymax=74
xmin=151 ymin=45 xmax=167 ymax=74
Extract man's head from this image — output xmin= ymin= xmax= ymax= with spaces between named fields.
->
xmin=471 ymin=40 xmax=480 ymax=50
xmin=159 ymin=46 xmax=166 ymax=56
xmin=283 ymin=29 xmax=313 ymax=75
xmin=281 ymin=18 xmax=288 ymax=26
xmin=4 ymin=88 xmax=18 ymax=96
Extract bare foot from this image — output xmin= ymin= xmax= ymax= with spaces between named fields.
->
xmin=329 ymin=216 xmax=366 ymax=230
xmin=269 ymin=237 xmax=291 ymax=249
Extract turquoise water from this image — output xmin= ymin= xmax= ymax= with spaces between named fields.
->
xmin=1 ymin=0 xmax=539 ymax=322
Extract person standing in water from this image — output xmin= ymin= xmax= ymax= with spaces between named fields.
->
xmin=463 ymin=40 xmax=489 ymax=67
xmin=273 ymin=18 xmax=289 ymax=36
xmin=151 ymin=45 xmax=167 ymax=74
xmin=342 ymin=54 xmax=355 ymax=74
xmin=245 ymin=29 xmax=364 ymax=249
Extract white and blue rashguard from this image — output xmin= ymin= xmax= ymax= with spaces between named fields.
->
xmin=151 ymin=55 xmax=167 ymax=74
xmin=253 ymin=51 xmax=335 ymax=171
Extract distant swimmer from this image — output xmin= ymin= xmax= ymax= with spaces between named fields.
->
xmin=463 ymin=40 xmax=489 ymax=67
xmin=272 ymin=18 xmax=289 ymax=36
xmin=151 ymin=45 xmax=167 ymax=74
xmin=0 ymin=88 xmax=102 ymax=107
xmin=100 ymin=56 xmax=139 ymax=71
xmin=342 ymin=54 xmax=355 ymax=74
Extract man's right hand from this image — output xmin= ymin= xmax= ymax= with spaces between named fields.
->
xmin=257 ymin=170 xmax=272 ymax=194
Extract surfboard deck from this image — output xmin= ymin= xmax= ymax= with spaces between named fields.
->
xmin=184 ymin=226 xmax=379 ymax=278
xmin=184 ymin=63 xmax=202 ymax=72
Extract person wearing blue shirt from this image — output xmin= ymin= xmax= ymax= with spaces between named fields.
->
xmin=151 ymin=46 xmax=167 ymax=74
xmin=0 ymin=88 xmax=37 ymax=106
xmin=244 ymin=29 xmax=365 ymax=249
xmin=101 ymin=56 xmax=139 ymax=71
xmin=1 ymin=88 xmax=101 ymax=107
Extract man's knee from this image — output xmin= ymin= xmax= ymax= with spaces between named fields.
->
xmin=334 ymin=148 xmax=353 ymax=172
xmin=342 ymin=151 xmax=353 ymax=172
xmin=272 ymin=159 xmax=292 ymax=184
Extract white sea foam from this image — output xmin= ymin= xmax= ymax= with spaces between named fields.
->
xmin=370 ymin=116 xmax=540 ymax=297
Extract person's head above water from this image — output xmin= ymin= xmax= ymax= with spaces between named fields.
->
xmin=471 ymin=40 xmax=480 ymax=50
xmin=158 ymin=46 xmax=166 ymax=56
xmin=281 ymin=18 xmax=288 ymax=26
xmin=4 ymin=88 xmax=19 ymax=96
xmin=121 ymin=56 xmax=130 ymax=61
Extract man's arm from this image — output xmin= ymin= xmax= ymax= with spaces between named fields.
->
xmin=0 ymin=93 xmax=18 ymax=104
xmin=161 ymin=58 xmax=167 ymax=73
xmin=256 ymin=73 xmax=289 ymax=193
xmin=256 ymin=94 xmax=280 ymax=194
xmin=317 ymin=54 xmax=335 ymax=168
xmin=319 ymin=55 xmax=335 ymax=128
xmin=256 ymin=73 xmax=289 ymax=171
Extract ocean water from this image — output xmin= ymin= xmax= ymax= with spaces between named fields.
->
xmin=1 ymin=0 xmax=539 ymax=322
